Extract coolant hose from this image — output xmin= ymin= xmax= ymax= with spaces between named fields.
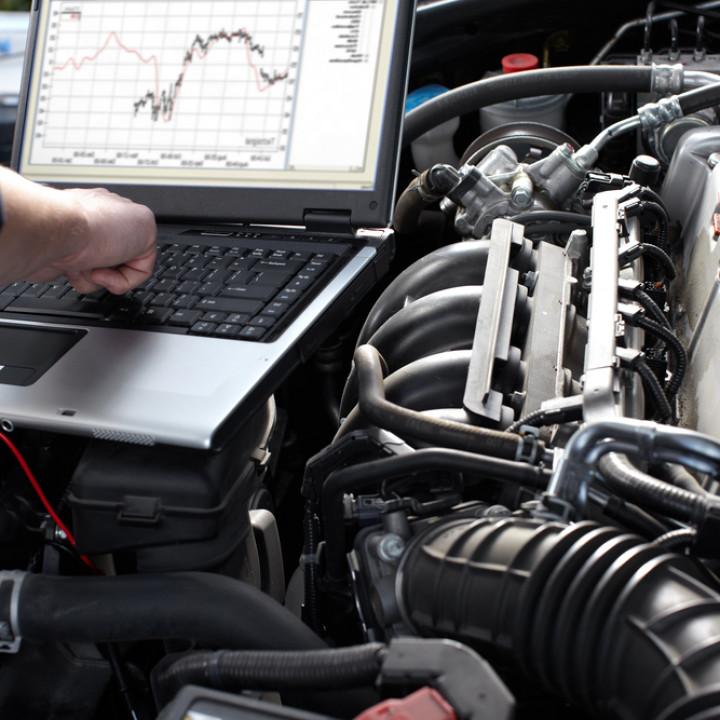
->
xmin=396 ymin=515 xmax=720 ymax=720
xmin=597 ymin=453 xmax=707 ymax=525
xmin=545 ymin=418 xmax=720 ymax=517
xmin=153 ymin=643 xmax=387 ymax=708
xmin=351 ymin=344 xmax=539 ymax=461
xmin=677 ymin=80 xmax=720 ymax=115
xmin=403 ymin=66 xmax=656 ymax=145
xmin=0 ymin=571 xmax=325 ymax=651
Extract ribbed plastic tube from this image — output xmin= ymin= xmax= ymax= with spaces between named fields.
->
xmin=396 ymin=516 xmax=720 ymax=720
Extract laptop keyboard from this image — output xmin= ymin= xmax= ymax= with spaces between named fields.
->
xmin=0 ymin=235 xmax=343 ymax=342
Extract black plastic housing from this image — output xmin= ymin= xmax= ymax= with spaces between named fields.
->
xmin=68 ymin=400 xmax=274 ymax=574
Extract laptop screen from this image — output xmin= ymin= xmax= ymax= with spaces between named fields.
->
xmin=13 ymin=0 xmax=411 ymax=227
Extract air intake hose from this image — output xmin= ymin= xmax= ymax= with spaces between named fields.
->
xmin=395 ymin=516 xmax=720 ymax=720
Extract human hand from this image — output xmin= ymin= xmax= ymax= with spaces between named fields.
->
xmin=40 ymin=187 xmax=158 ymax=295
xmin=0 ymin=167 xmax=158 ymax=295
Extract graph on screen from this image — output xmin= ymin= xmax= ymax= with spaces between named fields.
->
xmin=29 ymin=0 xmax=304 ymax=171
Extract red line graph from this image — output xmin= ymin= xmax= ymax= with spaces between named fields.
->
xmin=53 ymin=28 xmax=289 ymax=122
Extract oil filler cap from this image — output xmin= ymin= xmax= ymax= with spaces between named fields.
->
xmin=501 ymin=53 xmax=539 ymax=73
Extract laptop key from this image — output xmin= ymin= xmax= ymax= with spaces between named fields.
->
xmin=7 ymin=295 xmax=113 ymax=318
xmin=238 ymin=325 xmax=267 ymax=340
xmin=168 ymin=310 xmax=204 ymax=327
xmin=215 ymin=323 xmax=241 ymax=337
xmin=139 ymin=307 xmax=174 ymax=325
xmin=256 ymin=258 xmax=305 ymax=273
xmin=190 ymin=321 xmax=217 ymax=335
xmin=196 ymin=297 xmax=264 ymax=315
xmin=220 ymin=285 xmax=276 ymax=302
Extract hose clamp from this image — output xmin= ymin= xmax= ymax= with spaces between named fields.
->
xmin=637 ymin=96 xmax=683 ymax=135
xmin=650 ymin=63 xmax=684 ymax=96
xmin=515 ymin=434 xmax=543 ymax=465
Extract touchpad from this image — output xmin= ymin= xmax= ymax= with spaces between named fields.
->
xmin=0 ymin=325 xmax=86 ymax=386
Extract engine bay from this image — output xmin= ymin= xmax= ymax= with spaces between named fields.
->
xmin=6 ymin=1 xmax=720 ymax=718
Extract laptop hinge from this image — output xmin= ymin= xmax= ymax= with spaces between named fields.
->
xmin=303 ymin=210 xmax=353 ymax=235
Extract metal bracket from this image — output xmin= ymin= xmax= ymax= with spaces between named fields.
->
xmin=463 ymin=219 xmax=522 ymax=422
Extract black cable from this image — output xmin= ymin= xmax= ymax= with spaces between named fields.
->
xmin=637 ymin=201 xmax=670 ymax=251
xmin=631 ymin=314 xmax=687 ymax=399
xmin=105 ymin=644 xmax=141 ymax=720
xmin=638 ymin=243 xmax=676 ymax=281
xmin=653 ymin=526 xmax=698 ymax=551
xmin=635 ymin=356 xmax=674 ymax=422
xmin=619 ymin=242 xmax=676 ymax=281
xmin=633 ymin=287 xmax=670 ymax=329
xmin=506 ymin=409 xmax=546 ymax=435
xmin=153 ymin=644 xmax=387 ymax=710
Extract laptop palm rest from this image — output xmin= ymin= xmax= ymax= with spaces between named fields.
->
xmin=0 ymin=325 xmax=85 ymax=386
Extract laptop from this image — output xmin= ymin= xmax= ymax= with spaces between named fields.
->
xmin=5 ymin=0 xmax=414 ymax=449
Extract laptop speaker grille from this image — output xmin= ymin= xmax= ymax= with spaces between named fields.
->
xmin=91 ymin=429 xmax=156 ymax=446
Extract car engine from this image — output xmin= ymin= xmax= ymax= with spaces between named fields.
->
xmin=6 ymin=1 xmax=720 ymax=718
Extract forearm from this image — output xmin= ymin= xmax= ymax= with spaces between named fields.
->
xmin=0 ymin=166 xmax=157 ymax=294
xmin=0 ymin=165 xmax=82 ymax=285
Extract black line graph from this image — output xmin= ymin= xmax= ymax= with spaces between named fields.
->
xmin=30 ymin=0 xmax=303 ymax=170
xmin=131 ymin=28 xmax=289 ymax=122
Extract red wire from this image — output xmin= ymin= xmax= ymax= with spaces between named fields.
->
xmin=0 ymin=431 xmax=102 ymax=574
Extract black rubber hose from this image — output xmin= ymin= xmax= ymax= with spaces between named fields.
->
xmin=403 ymin=66 xmax=656 ymax=145
xmin=392 ymin=164 xmax=461 ymax=235
xmin=321 ymin=447 xmax=551 ymax=580
xmin=677 ymin=80 xmax=720 ymax=115
xmin=356 ymin=240 xmax=491 ymax=346
xmin=350 ymin=345 xmax=534 ymax=461
xmin=13 ymin=572 xmax=326 ymax=651
xmin=396 ymin=515 xmax=720 ymax=720
xmin=153 ymin=644 xmax=387 ymax=709
xmin=597 ymin=453 xmax=707 ymax=525
xmin=338 ymin=351 xmax=512 ymax=440
xmin=661 ymin=462 xmax=710 ymax=496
